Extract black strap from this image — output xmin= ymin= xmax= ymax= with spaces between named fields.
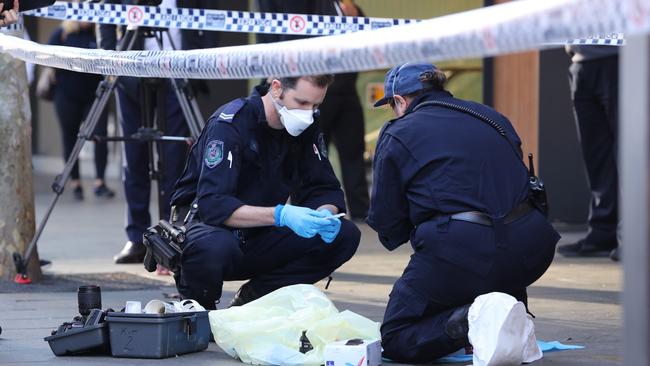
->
xmin=412 ymin=100 xmax=527 ymax=170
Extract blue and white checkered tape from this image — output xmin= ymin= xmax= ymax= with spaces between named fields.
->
xmin=0 ymin=17 xmax=23 ymax=35
xmin=1 ymin=0 xmax=644 ymax=81
xmin=25 ymin=1 xmax=416 ymax=36
xmin=567 ymin=33 xmax=625 ymax=45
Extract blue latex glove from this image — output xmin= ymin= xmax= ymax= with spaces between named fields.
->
xmin=275 ymin=204 xmax=331 ymax=238
xmin=316 ymin=209 xmax=342 ymax=244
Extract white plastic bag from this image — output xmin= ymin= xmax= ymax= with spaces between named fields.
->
xmin=468 ymin=292 xmax=542 ymax=366
xmin=209 ymin=284 xmax=381 ymax=366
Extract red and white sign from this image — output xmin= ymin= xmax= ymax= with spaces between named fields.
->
xmin=289 ymin=15 xmax=306 ymax=33
xmin=127 ymin=6 xmax=144 ymax=25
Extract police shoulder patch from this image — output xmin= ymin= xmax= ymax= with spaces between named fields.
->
xmin=204 ymin=140 xmax=224 ymax=168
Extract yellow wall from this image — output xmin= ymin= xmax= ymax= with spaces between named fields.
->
xmin=357 ymin=1 xmax=485 ymax=153
xmin=355 ymin=0 xmax=483 ymax=19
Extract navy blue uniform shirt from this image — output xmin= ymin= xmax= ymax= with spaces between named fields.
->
xmin=171 ymin=86 xmax=346 ymax=227
xmin=368 ymin=90 xmax=530 ymax=250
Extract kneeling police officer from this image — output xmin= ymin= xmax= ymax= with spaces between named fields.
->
xmin=368 ymin=63 xmax=560 ymax=363
xmin=170 ymin=75 xmax=360 ymax=310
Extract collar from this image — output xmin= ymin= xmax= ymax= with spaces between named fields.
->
xmin=249 ymin=84 xmax=270 ymax=126
xmin=405 ymin=89 xmax=454 ymax=115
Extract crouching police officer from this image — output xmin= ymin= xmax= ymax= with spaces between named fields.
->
xmin=368 ymin=63 xmax=560 ymax=363
xmin=170 ymin=75 xmax=360 ymax=310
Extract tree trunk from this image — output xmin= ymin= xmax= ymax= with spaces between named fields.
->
xmin=0 ymin=30 xmax=42 ymax=282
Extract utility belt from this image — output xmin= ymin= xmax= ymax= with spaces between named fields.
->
xmin=432 ymin=201 xmax=534 ymax=227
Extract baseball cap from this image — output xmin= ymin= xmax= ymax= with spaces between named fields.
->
xmin=374 ymin=62 xmax=439 ymax=107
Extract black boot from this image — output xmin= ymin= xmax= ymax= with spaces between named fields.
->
xmin=114 ymin=241 xmax=146 ymax=264
xmin=445 ymin=304 xmax=471 ymax=343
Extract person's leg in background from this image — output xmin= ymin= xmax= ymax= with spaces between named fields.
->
xmin=331 ymin=92 xmax=369 ymax=220
xmin=53 ymin=92 xmax=85 ymax=200
xmin=80 ymin=99 xmax=115 ymax=198
xmin=114 ymin=79 xmax=151 ymax=263
xmin=559 ymin=57 xmax=619 ymax=258
xmin=153 ymin=83 xmax=190 ymax=275
xmin=319 ymin=92 xmax=370 ymax=220
xmin=158 ymin=82 xmax=190 ymax=222
xmin=598 ymin=56 xmax=621 ymax=261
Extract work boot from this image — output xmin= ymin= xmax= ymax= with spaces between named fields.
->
xmin=113 ymin=241 xmax=146 ymax=264
xmin=557 ymin=238 xmax=616 ymax=258
xmin=610 ymin=247 xmax=621 ymax=262
xmin=445 ymin=303 xmax=471 ymax=343
xmin=229 ymin=283 xmax=261 ymax=307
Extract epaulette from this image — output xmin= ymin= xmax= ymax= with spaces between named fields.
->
xmin=215 ymin=98 xmax=246 ymax=123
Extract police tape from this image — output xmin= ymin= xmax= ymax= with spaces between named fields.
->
xmin=565 ymin=33 xmax=625 ymax=46
xmin=24 ymin=1 xmax=625 ymax=46
xmin=25 ymin=1 xmax=416 ymax=36
xmin=0 ymin=0 xmax=646 ymax=80
xmin=0 ymin=18 xmax=23 ymax=35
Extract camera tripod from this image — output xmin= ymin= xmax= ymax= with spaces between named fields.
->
xmin=13 ymin=26 xmax=205 ymax=283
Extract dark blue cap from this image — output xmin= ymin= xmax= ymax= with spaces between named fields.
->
xmin=374 ymin=62 xmax=439 ymax=107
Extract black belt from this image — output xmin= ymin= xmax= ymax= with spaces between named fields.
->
xmin=441 ymin=202 xmax=534 ymax=227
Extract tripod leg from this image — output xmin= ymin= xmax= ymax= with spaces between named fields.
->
xmin=168 ymin=77 xmax=204 ymax=139
xmin=154 ymin=81 xmax=168 ymax=222
xmin=160 ymin=30 xmax=205 ymax=139
xmin=20 ymin=75 xmax=120 ymax=268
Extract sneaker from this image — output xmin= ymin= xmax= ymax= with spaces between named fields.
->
xmin=94 ymin=184 xmax=115 ymax=198
xmin=72 ymin=185 xmax=84 ymax=201
xmin=557 ymin=239 xmax=615 ymax=258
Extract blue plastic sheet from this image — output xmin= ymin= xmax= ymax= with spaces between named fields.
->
xmin=435 ymin=340 xmax=584 ymax=364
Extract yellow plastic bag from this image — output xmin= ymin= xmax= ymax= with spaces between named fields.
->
xmin=209 ymin=284 xmax=381 ymax=366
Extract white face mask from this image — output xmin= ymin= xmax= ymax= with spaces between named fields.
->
xmin=273 ymin=97 xmax=314 ymax=137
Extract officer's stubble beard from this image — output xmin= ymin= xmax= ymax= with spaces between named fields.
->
xmin=261 ymin=80 xmax=284 ymax=130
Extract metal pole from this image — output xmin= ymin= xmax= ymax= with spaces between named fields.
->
xmin=622 ymin=34 xmax=650 ymax=365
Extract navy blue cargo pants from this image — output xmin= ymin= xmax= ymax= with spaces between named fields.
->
xmin=175 ymin=219 xmax=361 ymax=310
xmin=381 ymin=209 xmax=559 ymax=363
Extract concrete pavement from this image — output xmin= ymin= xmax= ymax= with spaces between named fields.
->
xmin=0 ymin=174 xmax=622 ymax=365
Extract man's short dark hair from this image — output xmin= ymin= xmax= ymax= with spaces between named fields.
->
xmin=277 ymin=75 xmax=335 ymax=90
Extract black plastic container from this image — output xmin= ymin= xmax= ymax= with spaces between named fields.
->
xmin=106 ymin=311 xmax=210 ymax=359
xmin=44 ymin=323 xmax=110 ymax=356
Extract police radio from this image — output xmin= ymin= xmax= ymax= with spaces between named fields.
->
xmin=527 ymin=154 xmax=549 ymax=217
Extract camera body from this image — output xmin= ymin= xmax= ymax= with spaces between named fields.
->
xmin=143 ymin=220 xmax=184 ymax=273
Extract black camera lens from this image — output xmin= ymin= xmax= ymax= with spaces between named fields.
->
xmin=77 ymin=285 xmax=102 ymax=316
